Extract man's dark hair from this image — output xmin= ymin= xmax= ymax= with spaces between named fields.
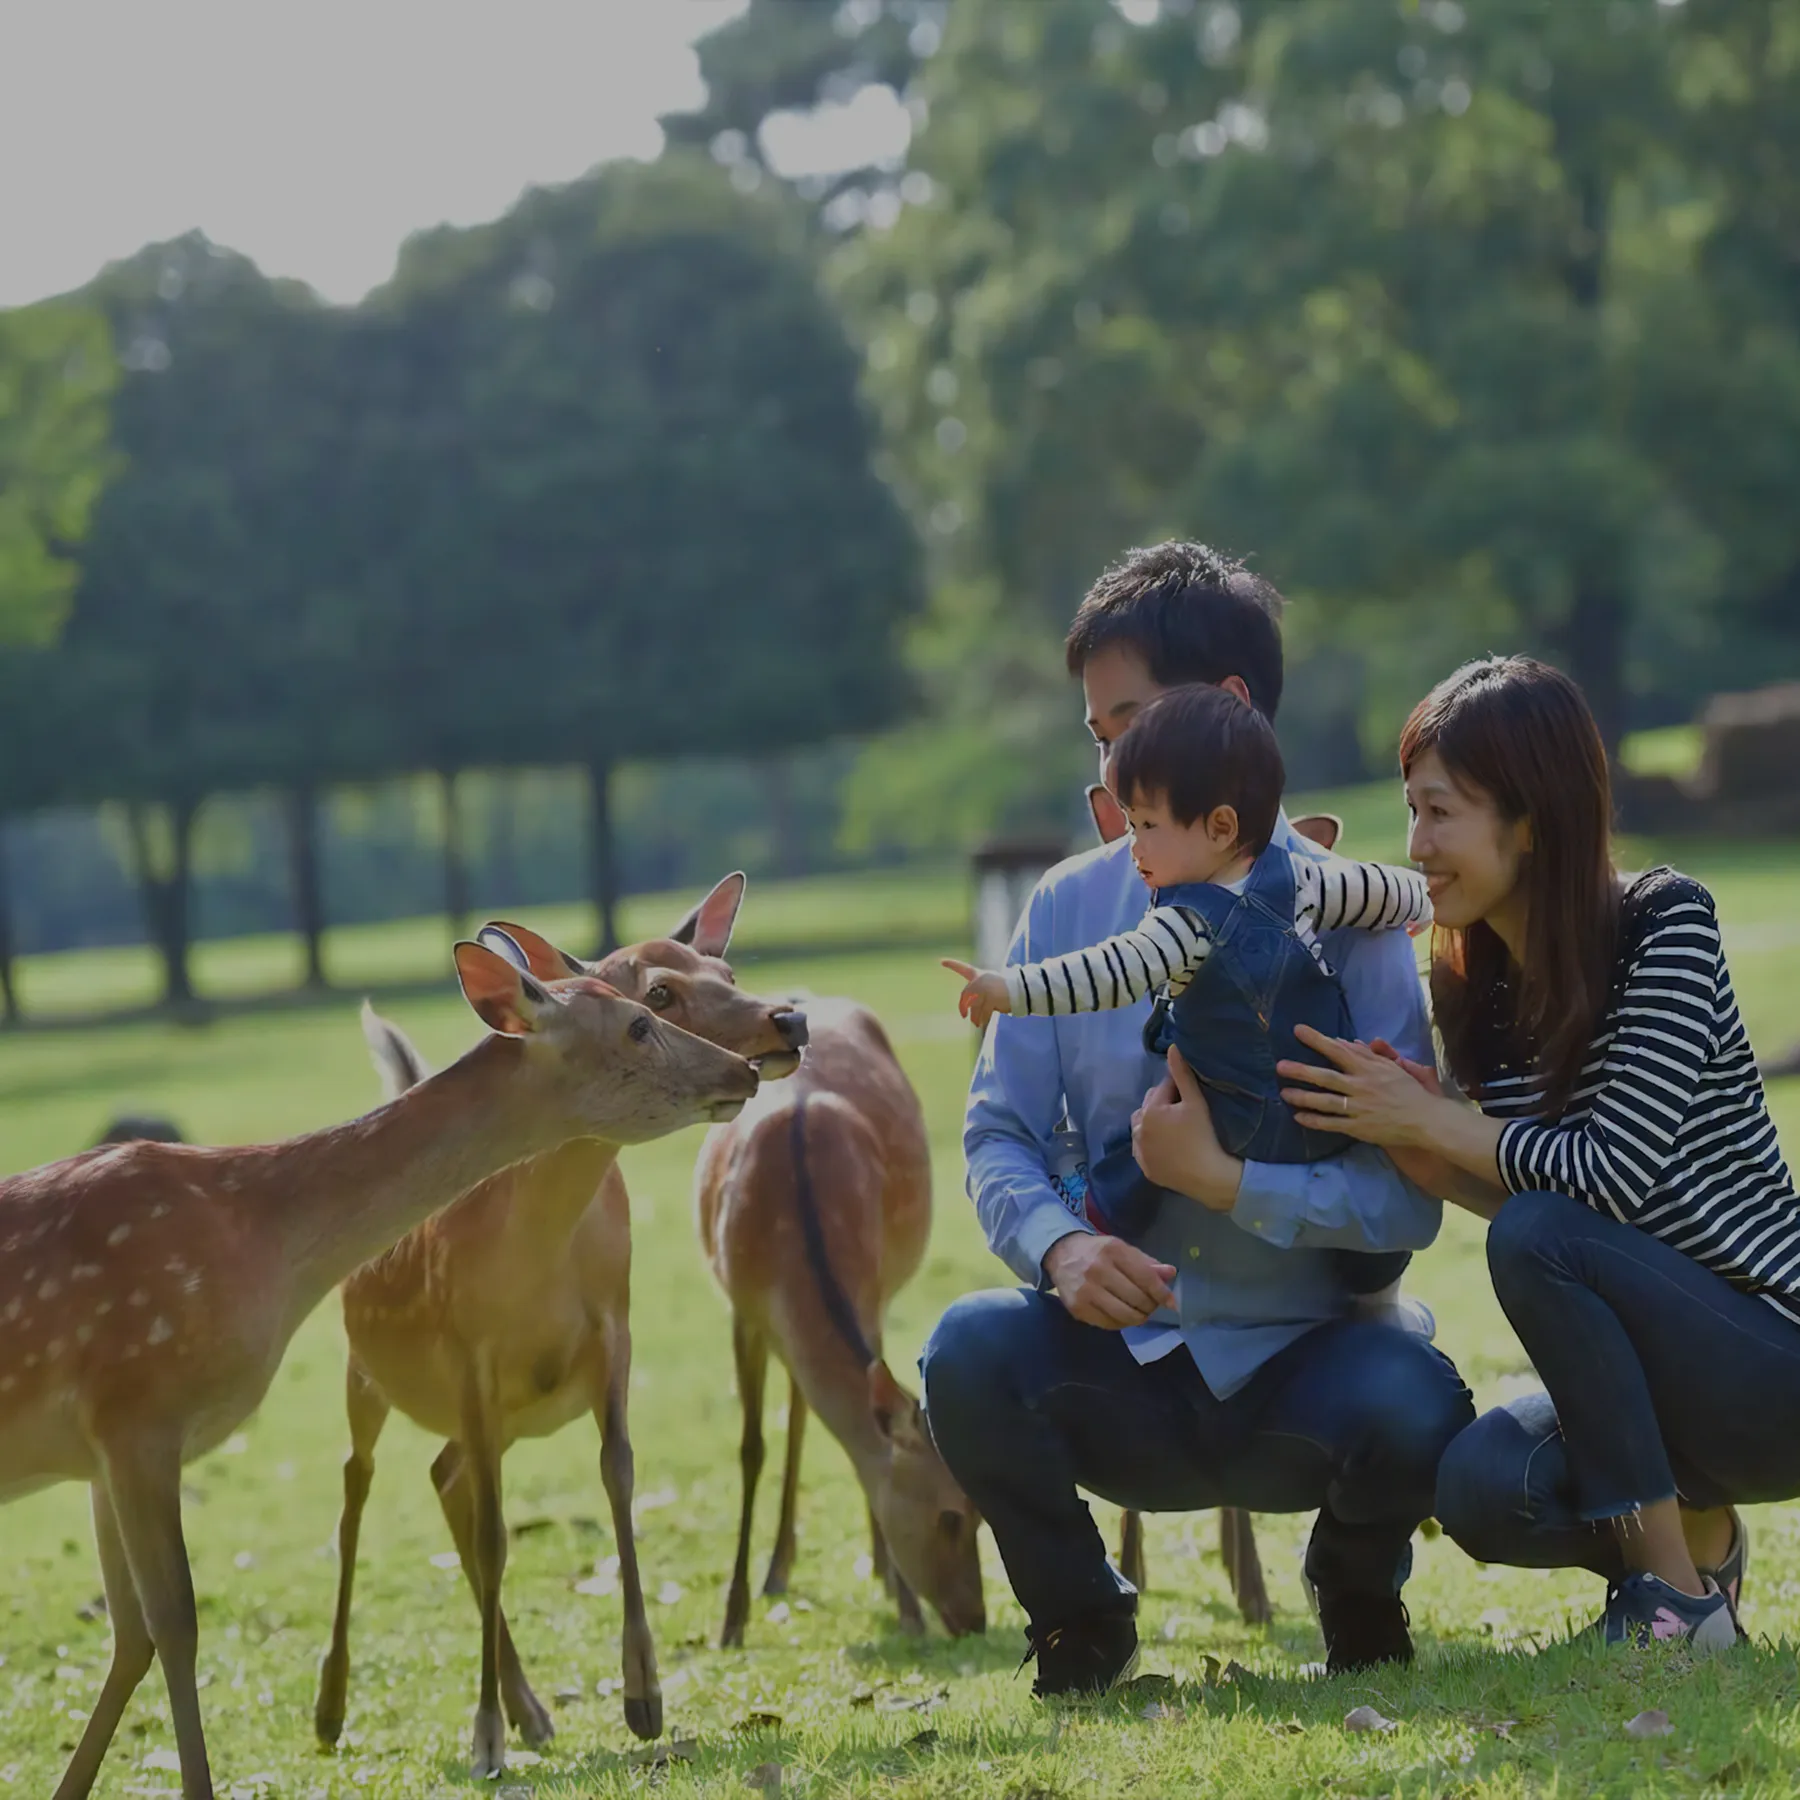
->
xmin=1064 ymin=541 xmax=1286 ymax=719
xmin=1110 ymin=684 xmax=1285 ymax=853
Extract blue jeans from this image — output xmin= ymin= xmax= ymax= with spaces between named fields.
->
xmin=921 ymin=1288 xmax=1473 ymax=1628
xmin=1436 ymin=1190 xmax=1800 ymax=1576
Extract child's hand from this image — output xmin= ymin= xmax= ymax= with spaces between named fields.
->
xmin=941 ymin=959 xmax=1013 ymax=1030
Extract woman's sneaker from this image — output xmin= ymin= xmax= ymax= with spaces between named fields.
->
xmin=1601 ymin=1573 xmax=1737 ymax=1654
xmin=1701 ymin=1508 xmax=1748 ymax=1641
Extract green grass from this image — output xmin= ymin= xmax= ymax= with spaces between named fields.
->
xmin=11 ymin=865 xmax=969 ymax=1021
xmin=2 ymin=836 xmax=1800 ymax=1797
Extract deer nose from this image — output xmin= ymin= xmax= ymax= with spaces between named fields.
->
xmin=773 ymin=1009 xmax=809 ymax=1049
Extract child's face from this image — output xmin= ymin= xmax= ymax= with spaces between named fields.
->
xmin=1119 ymin=790 xmax=1243 ymax=891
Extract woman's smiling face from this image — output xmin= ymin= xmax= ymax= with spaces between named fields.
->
xmin=1404 ymin=746 xmax=1532 ymax=933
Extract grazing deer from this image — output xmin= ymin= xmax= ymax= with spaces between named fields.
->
xmin=697 ymin=997 xmax=986 ymax=1648
xmin=0 ymin=939 xmax=757 ymax=1800
xmin=315 ymin=876 xmax=807 ymax=1774
xmin=1085 ymin=780 xmax=1287 ymax=1625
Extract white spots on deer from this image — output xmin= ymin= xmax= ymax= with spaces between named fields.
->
xmin=128 ymin=1289 xmax=148 ymax=1309
xmin=95 ymin=1299 xmax=113 ymax=1317
xmin=107 ymin=1224 xmax=131 ymax=1248
xmin=153 ymin=1202 xmax=172 ymax=1218
xmin=165 ymin=1255 xmax=188 ymax=1277
xmin=75 ymin=1323 xmax=93 ymax=1346
xmin=0 ymin=1374 xmax=12 ymax=1392
xmin=72 ymin=1263 xmax=101 ymax=1282
xmin=3 ymin=1297 xmax=20 ymax=1324
xmin=182 ymin=1270 xmax=202 ymax=1297
xmin=37 ymin=1277 xmax=61 ymax=1302
xmin=147 ymin=1316 xmax=173 ymax=1348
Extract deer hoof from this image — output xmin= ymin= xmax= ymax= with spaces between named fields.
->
xmin=313 ymin=1706 xmax=345 ymax=1751
xmin=624 ymin=1691 xmax=663 ymax=1741
xmin=470 ymin=1708 xmax=507 ymax=1778
xmin=313 ymin=1666 xmax=346 ymax=1749
xmin=512 ymin=1693 xmax=555 ymax=1749
xmin=761 ymin=1567 xmax=790 ymax=1598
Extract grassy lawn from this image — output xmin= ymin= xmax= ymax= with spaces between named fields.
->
xmin=2 ymin=821 xmax=1799 ymax=1796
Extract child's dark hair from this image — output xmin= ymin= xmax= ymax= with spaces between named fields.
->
xmin=1110 ymin=684 xmax=1285 ymax=853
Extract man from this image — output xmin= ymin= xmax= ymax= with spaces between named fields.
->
xmin=921 ymin=542 xmax=1473 ymax=1694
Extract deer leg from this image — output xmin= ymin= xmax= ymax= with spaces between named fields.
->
xmin=99 ymin=1438 xmax=212 ymax=1800
xmin=761 ymin=1376 xmax=807 ymax=1597
xmin=1119 ymin=1508 xmax=1147 ymax=1593
xmin=314 ymin=1360 xmax=389 ymax=1748
xmin=1221 ymin=1507 xmax=1272 ymax=1625
xmin=721 ymin=1314 xmax=769 ymax=1649
xmin=594 ymin=1353 xmax=662 ymax=1741
xmin=51 ymin=1485 xmax=155 ymax=1800
xmin=892 ymin=1566 xmax=926 ymax=1636
xmin=868 ymin=1504 xmax=894 ymax=1595
xmin=456 ymin=1366 xmax=510 ymax=1779
xmin=428 ymin=1442 xmax=551 ymax=1748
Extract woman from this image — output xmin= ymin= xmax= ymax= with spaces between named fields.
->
xmin=1148 ymin=654 xmax=1800 ymax=1651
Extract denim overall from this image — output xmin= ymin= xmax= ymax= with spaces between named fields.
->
xmin=1085 ymin=842 xmax=1410 ymax=1297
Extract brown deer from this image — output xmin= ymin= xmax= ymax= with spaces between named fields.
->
xmin=315 ymin=877 xmax=808 ymax=1774
xmin=0 ymin=938 xmax=758 ymax=1800
xmin=696 ymin=997 xmax=986 ymax=1649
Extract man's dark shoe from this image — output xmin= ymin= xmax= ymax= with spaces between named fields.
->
xmin=1316 ymin=1590 xmax=1414 ymax=1674
xmin=1020 ymin=1612 xmax=1140 ymax=1698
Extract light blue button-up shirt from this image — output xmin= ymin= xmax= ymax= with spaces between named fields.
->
xmin=964 ymin=813 xmax=1441 ymax=1398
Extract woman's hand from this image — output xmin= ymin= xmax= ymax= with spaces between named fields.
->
xmin=1277 ymin=1023 xmax=1443 ymax=1148
xmin=1131 ymin=1047 xmax=1243 ymax=1211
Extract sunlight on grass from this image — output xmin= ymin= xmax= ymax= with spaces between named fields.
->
xmin=0 ymin=848 xmax=1797 ymax=1795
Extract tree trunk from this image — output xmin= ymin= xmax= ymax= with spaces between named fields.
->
xmin=0 ymin=821 xmax=20 ymax=1026
xmin=126 ymin=798 xmax=198 ymax=1010
xmin=441 ymin=769 xmax=469 ymax=941
xmin=1561 ymin=577 xmax=1630 ymax=762
xmin=587 ymin=757 xmax=620 ymax=956
xmin=286 ymin=784 xmax=328 ymax=990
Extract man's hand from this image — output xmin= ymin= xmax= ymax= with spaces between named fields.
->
xmin=1042 ymin=1232 xmax=1177 ymax=1330
xmin=1131 ymin=1047 xmax=1243 ymax=1212
xmin=941 ymin=959 xmax=1013 ymax=1031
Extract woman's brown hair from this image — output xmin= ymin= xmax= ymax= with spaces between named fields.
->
xmin=1399 ymin=656 xmax=1619 ymax=1119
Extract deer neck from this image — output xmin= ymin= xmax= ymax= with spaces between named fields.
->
xmin=499 ymin=1138 xmax=621 ymax=1252
xmin=236 ymin=1036 xmax=583 ymax=1322
xmin=787 ymin=1336 xmax=890 ymax=1491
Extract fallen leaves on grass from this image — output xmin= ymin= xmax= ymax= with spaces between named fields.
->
xmin=1344 ymin=1705 xmax=1398 ymax=1734
xmin=1625 ymin=1709 xmax=1673 ymax=1739
xmin=627 ymin=1737 xmax=699 ymax=1768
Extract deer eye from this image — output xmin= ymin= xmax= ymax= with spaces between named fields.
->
xmin=627 ymin=1015 xmax=652 ymax=1044
xmin=645 ymin=984 xmax=673 ymax=1010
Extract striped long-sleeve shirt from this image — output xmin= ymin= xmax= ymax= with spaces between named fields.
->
xmin=1480 ymin=869 xmax=1800 ymax=1329
xmin=1002 ymin=852 xmax=1431 ymax=1019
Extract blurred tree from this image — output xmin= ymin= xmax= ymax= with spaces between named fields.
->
xmin=0 ymin=300 xmax=116 ymax=648
xmin=663 ymin=0 xmax=941 ymax=220
xmin=840 ymin=0 xmax=1800 ymax=827
xmin=381 ymin=156 xmax=923 ymax=949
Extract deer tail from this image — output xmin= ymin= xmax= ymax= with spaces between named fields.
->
xmin=361 ymin=1000 xmax=432 ymax=1097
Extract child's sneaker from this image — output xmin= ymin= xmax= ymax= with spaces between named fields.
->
xmin=1601 ymin=1573 xmax=1737 ymax=1654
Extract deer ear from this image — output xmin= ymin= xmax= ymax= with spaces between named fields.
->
xmin=454 ymin=942 xmax=554 ymax=1037
xmin=1290 ymin=812 xmax=1343 ymax=852
xmin=1087 ymin=782 xmax=1129 ymax=846
xmin=480 ymin=920 xmax=584 ymax=980
xmin=868 ymin=1360 xmax=924 ymax=1444
xmin=670 ymin=872 xmax=746 ymax=957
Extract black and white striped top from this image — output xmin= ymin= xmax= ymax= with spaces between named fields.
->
xmin=1482 ymin=869 xmax=1800 ymax=1328
xmin=1003 ymin=851 xmax=1430 ymax=1017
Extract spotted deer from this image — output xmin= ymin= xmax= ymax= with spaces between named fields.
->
xmin=0 ymin=939 xmax=757 ymax=1800
xmin=697 ymin=997 xmax=985 ymax=1649
xmin=315 ymin=876 xmax=807 ymax=1775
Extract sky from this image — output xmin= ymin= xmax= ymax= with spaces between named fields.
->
xmin=0 ymin=0 xmax=900 ymax=310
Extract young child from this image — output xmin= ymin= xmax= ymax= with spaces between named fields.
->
xmin=944 ymin=683 xmax=1431 ymax=1283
